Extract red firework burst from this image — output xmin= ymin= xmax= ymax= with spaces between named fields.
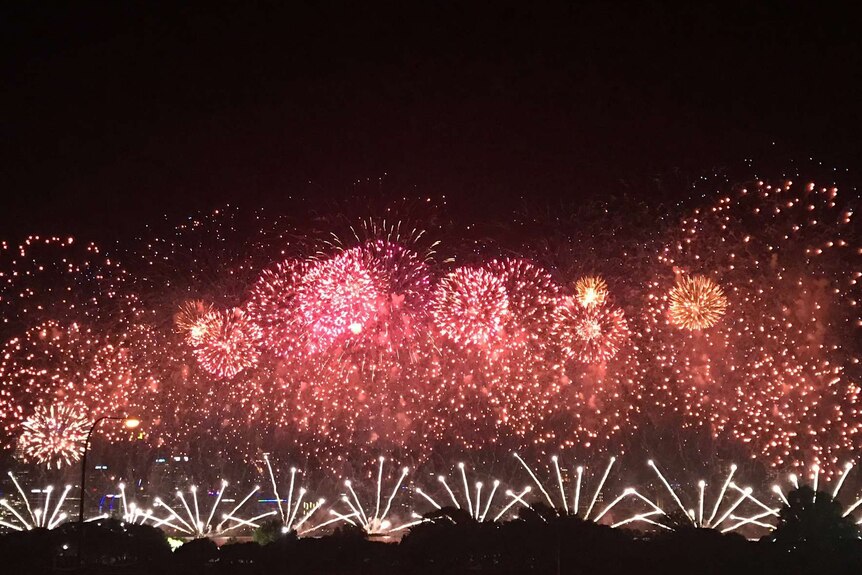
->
xmin=245 ymin=259 xmax=309 ymax=357
xmin=551 ymin=298 xmax=630 ymax=364
xmin=486 ymin=258 xmax=558 ymax=341
xmin=192 ymin=308 xmax=261 ymax=378
xmin=432 ymin=266 xmax=510 ymax=348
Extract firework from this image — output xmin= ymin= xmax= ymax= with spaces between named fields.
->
xmin=513 ymin=454 xmax=618 ymax=520
xmin=322 ymin=457 xmax=415 ymax=535
xmin=262 ymin=454 xmax=325 ymax=534
xmin=603 ymin=461 xmax=777 ymax=535
xmin=770 ymin=462 xmax=862 ymax=528
xmin=174 ymin=300 xmax=216 ymax=346
xmin=487 ymin=258 xmax=558 ymax=338
xmin=645 ymin=177 xmax=862 ymax=470
xmin=551 ymin=299 xmax=630 ymax=364
xmin=432 ymin=266 xmax=509 ymax=348
xmin=0 ymin=235 xmax=133 ymax=332
xmin=17 ymin=402 xmax=90 ymax=469
xmin=349 ymin=240 xmax=433 ymax=355
xmin=667 ymin=275 xmax=728 ymax=330
xmin=294 ymin=248 xmax=381 ymax=353
xmin=0 ymin=321 xmax=146 ymax=450
xmin=575 ymin=276 xmax=608 ymax=309
xmin=0 ymin=169 xmax=858 ymax=475
xmin=151 ymin=480 xmax=274 ymax=537
xmin=414 ymin=461 xmax=531 ymax=522
xmin=0 ymin=472 xmax=72 ymax=531
xmin=245 ymin=260 xmax=308 ymax=357
xmin=114 ymin=482 xmax=156 ymax=525
xmin=191 ymin=308 xmax=261 ymax=378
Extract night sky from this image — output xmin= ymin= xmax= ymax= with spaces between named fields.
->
xmin=2 ymin=3 xmax=859 ymax=239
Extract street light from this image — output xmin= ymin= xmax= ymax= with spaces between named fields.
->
xmin=77 ymin=416 xmax=141 ymax=564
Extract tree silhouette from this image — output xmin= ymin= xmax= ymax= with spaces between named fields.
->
xmin=771 ymin=486 xmax=859 ymax=548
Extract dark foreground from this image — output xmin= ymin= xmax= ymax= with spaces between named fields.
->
xmin=2 ymin=490 xmax=861 ymax=575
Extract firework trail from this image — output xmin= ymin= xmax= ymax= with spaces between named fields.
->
xmin=152 ymin=480 xmax=274 ymax=537
xmin=0 ymin=472 xmax=72 ymax=531
xmin=414 ymin=461 xmax=531 ymax=522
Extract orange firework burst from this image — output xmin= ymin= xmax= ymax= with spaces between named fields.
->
xmin=18 ymin=402 xmax=90 ymax=469
xmin=174 ymin=300 xmax=216 ymax=345
xmin=552 ymin=298 xmax=630 ymax=364
xmin=667 ymin=275 xmax=728 ymax=330
xmin=574 ymin=276 xmax=608 ymax=308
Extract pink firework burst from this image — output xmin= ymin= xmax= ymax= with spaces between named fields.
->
xmin=294 ymin=248 xmax=381 ymax=353
xmin=192 ymin=308 xmax=261 ymax=379
xmin=356 ymin=240 xmax=432 ymax=353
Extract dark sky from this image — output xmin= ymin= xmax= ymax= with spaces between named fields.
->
xmin=1 ymin=3 xmax=859 ymax=240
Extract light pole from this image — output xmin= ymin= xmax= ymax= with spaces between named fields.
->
xmin=77 ymin=415 xmax=140 ymax=564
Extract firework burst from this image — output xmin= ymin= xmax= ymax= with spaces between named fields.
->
xmin=667 ymin=275 xmax=728 ymax=330
xmin=575 ymin=276 xmax=608 ymax=309
xmin=245 ymin=260 xmax=308 ymax=357
xmin=174 ymin=300 xmax=216 ymax=346
xmin=17 ymin=402 xmax=90 ymax=469
xmin=294 ymin=248 xmax=381 ymax=353
xmin=191 ymin=308 xmax=261 ymax=378
xmin=432 ymin=266 xmax=510 ymax=348
xmin=551 ymin=298 xmax=630 ymax=364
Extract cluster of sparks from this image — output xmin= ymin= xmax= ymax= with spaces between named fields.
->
xmin=0 ymin=174 xmax=858 ymax=476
